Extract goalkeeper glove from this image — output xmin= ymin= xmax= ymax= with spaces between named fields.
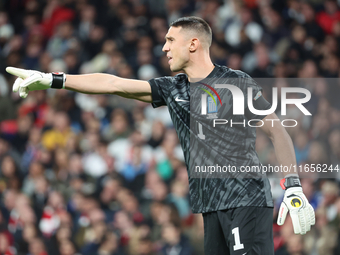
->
xmin=277 ymin=175 xmax=315 ymax=234
xmin=6 ymin=67 xmax=66 ymax=98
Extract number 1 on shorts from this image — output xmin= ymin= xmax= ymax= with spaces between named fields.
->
xmin=232 ymin=227 xmax=244 ymax=251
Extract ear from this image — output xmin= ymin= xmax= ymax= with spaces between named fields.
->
xmin=189 ymin=38 xmax=199 ymax=52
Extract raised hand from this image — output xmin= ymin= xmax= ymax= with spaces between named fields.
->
xmin=6 ymin=67 xmax=65 ymax=98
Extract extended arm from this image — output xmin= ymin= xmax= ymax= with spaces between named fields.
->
xmin=65 ymin=74 xmax=152 ymax=102
xmin=6 ymin=67 xmax=153 ymax=102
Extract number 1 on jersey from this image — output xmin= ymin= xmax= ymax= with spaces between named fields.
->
xmin=232 ymin=227 xmax=244 ymax=251
xmin=197 ymin=122 xmax=205 ymax=140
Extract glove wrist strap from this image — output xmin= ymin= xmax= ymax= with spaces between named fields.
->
xmin=280 ymin=175 xmax=301 ymax=190
xmin=51 ymin=72 xmax=65 ymax=89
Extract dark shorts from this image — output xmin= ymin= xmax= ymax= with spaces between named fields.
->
xmin=203 ymin=207 xmax=274 ymax=255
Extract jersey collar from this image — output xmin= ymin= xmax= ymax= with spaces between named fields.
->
xmin=191 ymin=64 xmax=220 ymax=84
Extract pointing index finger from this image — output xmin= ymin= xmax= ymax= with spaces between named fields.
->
xmin=6 ymin=67 xmax=30 ymax=79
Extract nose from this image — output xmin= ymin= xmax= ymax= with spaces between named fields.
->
xmin=162 ymin=42 xmax=169 ymax=53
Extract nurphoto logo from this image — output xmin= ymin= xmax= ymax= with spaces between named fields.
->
xmin=196 ymin=83 xmax=312 ymax=140
xmin=200 ymin=84 xmax=311 ymax=116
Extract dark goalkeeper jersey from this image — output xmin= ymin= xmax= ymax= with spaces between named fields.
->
xmin=148 ymin=64 xmax=274 ymax=213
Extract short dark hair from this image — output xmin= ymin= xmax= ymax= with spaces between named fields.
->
xmin=170 ymin=16 xmax=212 ymax=47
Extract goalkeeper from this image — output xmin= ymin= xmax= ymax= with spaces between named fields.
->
xmin=7 ymin=16 xmax=314 ymax=255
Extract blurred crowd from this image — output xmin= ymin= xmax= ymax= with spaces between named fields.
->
xmin=0 ymin=0 xmax=340 ymax=254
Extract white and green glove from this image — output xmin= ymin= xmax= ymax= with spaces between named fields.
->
xmin=6 ymin=67 xmax=66 ymax=98
xmin=277 ymin=175 xmax=315 ymax=234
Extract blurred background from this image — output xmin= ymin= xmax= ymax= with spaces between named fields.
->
xmin=0 ymin=0 xmax=339 ymax=254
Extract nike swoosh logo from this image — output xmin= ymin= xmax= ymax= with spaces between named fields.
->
xmin=175 ymin=96 xmax=189 ymax=102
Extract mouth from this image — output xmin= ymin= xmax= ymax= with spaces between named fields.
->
xmin=167 ymin=56 xmax=172 ymax=64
